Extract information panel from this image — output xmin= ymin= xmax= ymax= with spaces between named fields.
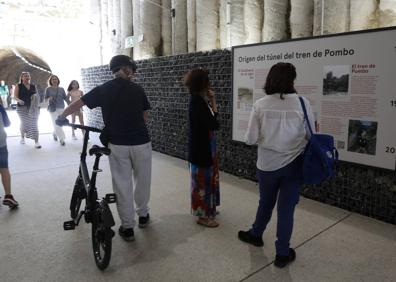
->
xmin=232 ymin=27 xmax=396 ymax=170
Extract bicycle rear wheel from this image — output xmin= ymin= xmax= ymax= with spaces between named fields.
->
xmin=70 ymin=176 xmax=85 ymax=219
xmin=92 ymin=216 xmax=113 ymax=270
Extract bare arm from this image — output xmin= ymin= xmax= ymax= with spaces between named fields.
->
xmin=13 ymin=85 xmax=24 ymax=105
xmin=59 ymin=99 xmax=85 ymax=118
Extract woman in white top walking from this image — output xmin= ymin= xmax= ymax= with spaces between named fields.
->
xmin=45 ymin=75 xmax=69 ymax=146
xmin=238 ymin=62 xmax=315 ymax=268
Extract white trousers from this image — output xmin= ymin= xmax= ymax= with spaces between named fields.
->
xmin=49 ymin=109 xmax=65 ymax=141
xmin=1 ymin=95 xmax=8 ymax=108
xmin=108 ymin=142 xmax=152 ymax=228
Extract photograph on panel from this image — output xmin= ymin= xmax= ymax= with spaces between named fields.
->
xmin=323 ymin=65 xmax=350 ymax=96
xmin=237 ymin=87 xmax=253 ymax=111
xmin=347 ymin=119 xmax=378 ymax=155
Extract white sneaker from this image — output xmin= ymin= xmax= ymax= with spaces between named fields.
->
xmin=35 ymin=142 xmax=41 ymax=149
xmin=20 ymin=138 xmax=25 ymax=144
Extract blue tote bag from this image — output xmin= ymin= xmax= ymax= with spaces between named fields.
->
xmin=299 ymin=97 xmax=338 ymax=184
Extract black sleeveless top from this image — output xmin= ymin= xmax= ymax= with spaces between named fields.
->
xmin=17 ymin=83 xmax=36 ymax=108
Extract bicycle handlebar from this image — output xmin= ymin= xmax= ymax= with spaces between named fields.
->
xmin=69 ymin=123 xmax=102 ymax=133
xmin=55 ymin=117 xmax=102 ymax=133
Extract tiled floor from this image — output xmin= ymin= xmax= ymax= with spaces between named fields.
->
xmin=0 ymin=133 xmax=395 ymax=282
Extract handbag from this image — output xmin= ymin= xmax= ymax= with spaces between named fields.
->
xmin=299 ymin=97 xmax=338 ymax=184
xmin=47 ymin=88 xmax=58 ymax=112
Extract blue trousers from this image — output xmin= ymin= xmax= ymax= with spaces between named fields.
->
xmin=250 ymin=155 xmax=303 ymax=256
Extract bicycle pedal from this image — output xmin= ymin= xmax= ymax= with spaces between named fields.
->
xmin=63 ymin=220 xmax=76 ymax=230
xmin=105 ymin=193 xmax=117 ymax=204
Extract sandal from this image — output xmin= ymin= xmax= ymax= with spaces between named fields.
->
xmin=197 ymin=218 xmax=219 ymax=228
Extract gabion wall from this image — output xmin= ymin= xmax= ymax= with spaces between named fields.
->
xmin=81 ymin=49 xmax=396 ymax=224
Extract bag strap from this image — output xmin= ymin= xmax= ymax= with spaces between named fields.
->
xmin=298 ymin=96 xmax=314 ymax=136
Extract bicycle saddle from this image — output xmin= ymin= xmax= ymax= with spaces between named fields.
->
xmin=89 ymin=145 xmax=111 ymax=156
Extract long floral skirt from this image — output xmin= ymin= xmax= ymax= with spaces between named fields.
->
xmin=190 ymin=132 xmax=220 ymax=218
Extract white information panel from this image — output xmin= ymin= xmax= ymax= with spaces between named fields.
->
xmin=232 ymin=27 xmax=396 ymax=170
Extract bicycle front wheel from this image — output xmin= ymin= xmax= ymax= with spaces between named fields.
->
xmin=92 ymin=218 xmax=113 ymax=270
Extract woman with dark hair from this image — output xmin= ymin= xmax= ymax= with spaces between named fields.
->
xmin=184 ymin=68 xmax=220 ymax=228
xmin=66 ymin=80 xmax=84 ymax=140
xmin=45 ymin=75 xmax=69 ymax=146
xmin=14 ymin=72 xmax=41 ymax=148
xmin=238 ymin=62 xmax=315 ymax=268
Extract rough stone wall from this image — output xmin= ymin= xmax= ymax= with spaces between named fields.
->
xmin=196 ymin=0 xmax=219 ymax=51
xmin=262 ymin=0 xmax=289 ymax=42
xmin=132 ymin=0 xmax=141 ymax=59
xmin=81 ymin=49 xmax=396 ymax=225
xmin=219 ymin=0 xmax=228 ymax=48
xmin=350 ymin=0 xmax=378 ymax=31
xmin=162 ymin=0 xmax=173 ymax=56
xmin=230 ymin=0 xmax=245 ymax=46
xmin=172 ymin=0 xmax=188 ymax=54
xmin=120 ymin=0 xmax=133 ymax=56
xmin=140 ymin=0 xmax=162 ymax=58
xmin=379 ymin=0 xmax=396 ymax=27
xmin=187 ymin=0 xmax=197 ymax=53
xmin=244 ymin=0 xmax=264 ymax=44
xmin=322 ymin=0 xmax=350 ymax=34
xmin=290 ymin=0 xmax=314 ymax=38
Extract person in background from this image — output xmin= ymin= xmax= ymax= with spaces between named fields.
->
xmin=14 ymin=72 xmax=41 ymax=149
xmin=0 ymin=103 xmax=19 ymax=208
xmin=57 ymin=55 xmax=152 ymax=242
xmin=0 ymin=80 xmax=9 ymax=108
xmin=238 ymin=62 xmax=315 ymax=268
xmin=184 ymin=68 xmax=220 ymax=228
xmin=45 ymin=75 xmax=69 ymax=146
xmin=66 ymin=80 xmax=84 ymax=140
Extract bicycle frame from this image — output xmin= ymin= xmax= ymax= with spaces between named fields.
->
xmin=64 ymin=124 xmax=116 ymax=228
xmin=63 ymin=123 xmax=116 ymax=270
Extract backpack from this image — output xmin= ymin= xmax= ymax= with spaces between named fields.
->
xmin=299 ymin=97 xmax=338 ymax=184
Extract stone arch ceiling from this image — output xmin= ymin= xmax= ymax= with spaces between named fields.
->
xmin=0 ymin=47 xmax=51 ymax=92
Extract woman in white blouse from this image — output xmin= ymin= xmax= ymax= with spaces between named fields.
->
xmin=238 ymin=62 xmax=315 ymax=268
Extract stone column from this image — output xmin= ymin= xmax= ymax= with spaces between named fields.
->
xmin=219 ymin=0 xmax=228 ymax=48
xmin=229 ymin=0 xmax=245 ymax=46
xmin=120 ymin=0 xmax=133 ymax=56
xmin=322 ymin=0 xmax=350 ymax=35
xmin=350 ymin=0 xmax=377 ymax=31
xmin=187 ymin=0 xmax=196 ymax=53
xmin=140 ymin=0 xmax=162 ymax=58
xmin=132 ymin=0 xmax=141 ymax=59
xmin=313 ymin=0 xmax=322 ymax=36
xmin=89 ymin=0 xmax=102 ymax=64
xmin=171 ymin=0 xmax=187 ymax=54
xmin=162 ymin=0 xmax=172 ymax=56
xmin=379 ymin=0 xmax=396 ymax=27
xmin=290 ymin=0 xmax=314 ymax=38
xmin=196 ymin=0 xmax=219 ymax=51
xmin=262 ymin=0 xmax=288 ymax=42
xmin=107 ymin=0 xmax=115 ymax=56
xmin=113 ymin=0 xmax=122 ymax=54
xmin=100 ymin=0 xmax=112 ymax=63
xmin=244 ymin=0 xmax=263 ymax=44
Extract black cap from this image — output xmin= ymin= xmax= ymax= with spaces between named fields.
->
xmin=109 ymin=55 xmax=137 ymax=73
